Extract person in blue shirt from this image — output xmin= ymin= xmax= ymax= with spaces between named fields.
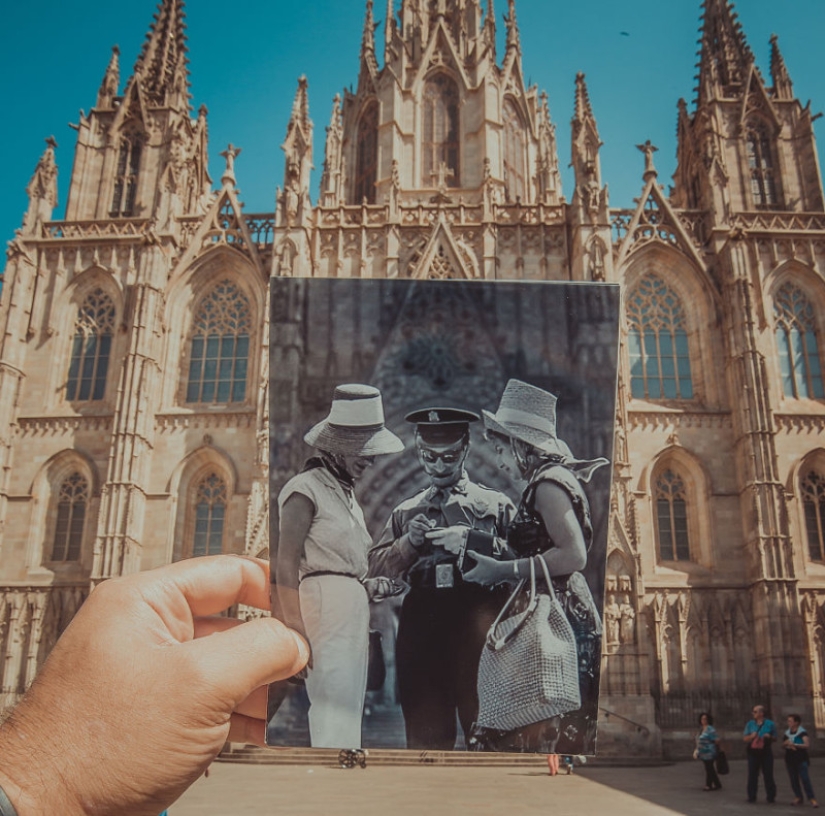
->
xmin=695 ymin=711 xmax=721 ymax=791
xmin=743 ymin=704 xmax=779 ymax=803
xmin=783 ymin=714 xmax=818 ymax=807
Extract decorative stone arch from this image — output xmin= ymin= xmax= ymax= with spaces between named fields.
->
xmin=763 ymin=261 xmax=825 ymax=404
xmin=417 ymin=70 xmax=462 ymax=189
xmin=622 ymin=242 xmax=722 ymax=407
xmin=168 ymin=446 xmax=239 ymax=563
xmin=47 ymin=267 xmax=125 ymax=412
xmin=161 ymin=246 xmax=265 ymax=409
xmin=25 ymin=449 xmax=100 ymax=578
xmin=788 ymin=448 xmax=825 ymax=568
xmin=743 ymin=114 xmax=783 ymax=210
xmin=502 ymin=95 xmax=529 ymax=203
xmin=352 ymin=98 xmax=380 ymax=205
xmin=641 ymin=444 xmax=715 ymax=570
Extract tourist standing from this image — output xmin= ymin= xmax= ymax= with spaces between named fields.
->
xmin=784 ymin=714 xmax=818 ymax=807
xmin=743 ymin=704 xmax=778 ymax=803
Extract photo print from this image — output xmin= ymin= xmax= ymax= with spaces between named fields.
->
xmin=267 ymin=277 xmax=620 ymax=755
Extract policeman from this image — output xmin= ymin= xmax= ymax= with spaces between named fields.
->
xmin=369 ymin=408 xmax=515 ymax=750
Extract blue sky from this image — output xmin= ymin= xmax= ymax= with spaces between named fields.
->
xmin=1 ymin=0 xmax=823 ymax=243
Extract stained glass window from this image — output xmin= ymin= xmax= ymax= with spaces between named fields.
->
xmin=747 ymin=124 xmax=778 ymax=209
xmin=656 ymin=469 xmax=691 ymax=562
xmin=186 ymin=281 xmax=251 ymax=404
xmin=422 ymin=74 xmax=460 ymax=188
xmin=111 ymin=134 xmax=142 ymax=217
xmin=775 ymin=283 xmax=824 ymax=400
xmin=354 ymin=102 xmax=379 ymax=204
xmin=803 ymin=470 xmax=825 ymax=562
xmin=193 ymin=473 xmax=227 ymax=557
xmin=66 ymin=289 xmax=115 ymax=402
xmin=627 ymin=276 xmax=693 ymax=400
xmin=503 ymin=99 xmax=526 ymax=203
xmin=51 ymin=472 xmax=88 ymax=561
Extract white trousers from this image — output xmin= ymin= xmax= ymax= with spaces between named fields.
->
xmin=299 ymin=574 xmax=369 ymax=749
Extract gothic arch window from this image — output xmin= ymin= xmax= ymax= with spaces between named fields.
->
xmin=655 ymin=469 xmax=691 ymax=562
xmin=422 ymin=74 xmax=460 ymax=188
xmin=774 ymin=283 xmax=824 ymax=399
xmin=802 ymin=469 xmax=825 ymax=562
xmin=503 ymin=98 xmax=526 ymax=203
xmin=192 ymin=472 xmax=227 ymax=557
xmin=746 ymin=122 xmax=779 ymax=209
xmin=50 ymin=472 xmax=89 ymax=562
xmin=627 ymin=275 xmax=694 ymax=400
xmin=354 ymin=102 xmax=379 ymax=204
xmin=66 ymin=288 xmax=116 ymax=402
xmin=185 ymin=280 xmax=251 ymax=405
xmin=111 ymin=132 xmax=143 ymax=217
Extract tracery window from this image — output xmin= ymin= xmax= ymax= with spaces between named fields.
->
xmin=111 ymin=133 xmax=142 ymax=217
xmin=802 ymin=470 xmax=825 ymax=562
xmin=627 ymin=276 xmax=693 ymax=400
xmin=747 ymin=124 xmax=778 ymax=209
xmin=51 ymin=472 xmax=89 ymax=562
xmin=775 ymin=283 xmax=824 ymax=400
xmin=185 ymin=280 xmax=251 ymax=405
xmin=422 ymin=74 xmax=460 ymax=188
xmin=503 ymin=98 xmax=526 ymax=203
xmin=192 ymin=473 xmax=227 ymax=557
xmin=354 ymin=102 xmax=378 ymax=204
xmin=655 ymin=469 xmax=691 ymax=562
xmin=66 ymin=288 xmax=115 ymax=402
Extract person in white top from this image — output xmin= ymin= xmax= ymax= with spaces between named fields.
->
xmin=275 ymin=384 xmax=403 ymax=749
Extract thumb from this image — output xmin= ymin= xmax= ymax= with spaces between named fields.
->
xmin=184 ymin=617 xmax=309 ymax=707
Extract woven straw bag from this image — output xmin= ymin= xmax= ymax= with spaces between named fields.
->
xmin=476 ymin=557 xmax=581 ymax=731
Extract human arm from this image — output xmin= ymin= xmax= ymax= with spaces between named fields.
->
xmin=743 ymin=721 xmax=757 ymax=743
xmin=368 ymin=512 xmax=431 ymax=580
xmin=0 ymin=555 xmax=308 ymax=816
xmin=275 ymin=491 xmax=315 ymax=643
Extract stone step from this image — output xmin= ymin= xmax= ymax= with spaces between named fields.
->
xmin=217 ymin=747 xmax=669 ymax=768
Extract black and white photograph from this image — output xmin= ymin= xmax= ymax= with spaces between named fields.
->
xmin=267 ymin=276 xmax=620 ymax=755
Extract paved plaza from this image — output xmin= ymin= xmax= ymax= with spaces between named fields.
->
xmin=170 ymin=758 xmax=825 ymax=815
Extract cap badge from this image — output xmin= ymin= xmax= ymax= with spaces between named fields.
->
xmin=428 ymin=410 xmax=440 ymax=423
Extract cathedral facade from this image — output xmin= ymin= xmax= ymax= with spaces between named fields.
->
xmin=1 ymin=0 xmax=824 ymax=757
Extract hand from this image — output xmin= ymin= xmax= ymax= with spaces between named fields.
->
xmin=407 ymin=513 xmax=434 ymax=548
xmin=426 ymin=525 xmax=468 ymax=555
xmin=363 ymin=576 xmax=407 ymax=602
xmin=0 ymin=555 xmax=308 ymax=816
xmin=462 ymin=551 xmax=507 ymax=586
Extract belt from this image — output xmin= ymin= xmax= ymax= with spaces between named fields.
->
xmin=301 ymin=570 xmax=360 ymax=581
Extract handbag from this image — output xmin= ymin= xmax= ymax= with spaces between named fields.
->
xmin=716 ymin=749 xmax=729 ymax=775
xmin=476 ymin=557 xmax=581 ymax=731
xmin=366 ymin=629 xmax=386 ymax=692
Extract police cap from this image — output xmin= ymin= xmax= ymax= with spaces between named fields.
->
xmin=405 ymin=407 xmax=479 ymax=445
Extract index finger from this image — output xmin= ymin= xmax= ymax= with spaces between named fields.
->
xmin=132 ymin=555 xmax=271 ymax=618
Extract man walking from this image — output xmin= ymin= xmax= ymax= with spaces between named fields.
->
xmin=369 ymin=408 xmax=514 ymax=750
xmin=744 ymin=704 xmax=778 ymax=803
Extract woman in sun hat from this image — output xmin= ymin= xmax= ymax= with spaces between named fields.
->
xmin=431 ymin=378 xmax=608 ymax=754
xmin=275 ymin=383 xmax=403 ymax=749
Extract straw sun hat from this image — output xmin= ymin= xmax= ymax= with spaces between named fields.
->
xmin=304 ymin=384 xmax=404 ymax=457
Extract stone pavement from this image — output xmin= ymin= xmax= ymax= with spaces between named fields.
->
xmin=170 ymin=758 xmax=825 ymax=815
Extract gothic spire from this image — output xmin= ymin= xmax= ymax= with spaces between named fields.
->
xmin=321 ymin=94 xmax=344 ymax=205
xmin=385 ymin=0 xmax=395 ymax=56
xmin=279 ymin=76 xmax=313 ymax=225
xmin=573 ymin=71 xmax=596 ymax=134
xmin=770 ymin=33 xmax=794 ymax=100
xmin=133 ymin=0 xmax=190 ymax=109
xmin=22 ymin=137 xmax=59 ymax=235
xmin=360 ymin=0 xmax=379 ymax=81
xmin=696 ymin=0 xmax=754 ymax=104
xmin=96 ymin=46 xmax=120 ymax=109
xmin=504 ymin=0 xmax=520 ymax=52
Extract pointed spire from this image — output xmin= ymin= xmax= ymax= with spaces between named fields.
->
xmin=133 ymin=0 xmax=190 ymax=109
xmin=23 ymin=137 xmax=59 ymax=235
xmin=696 ymin=0 xmax=754 ymax=104
xmin=504 ymin=0 xmax=520 ymax=51
xmin=280 ymin=77 xmax=314 ymax=227
xmin=361 ymin=0 xmax=379 ymax=78
xmin=97 ymin=46 xmax=120 ymax=109
xmin=289 ymin=76 xmax=311 ymax=135
xmin=385 ymin=0 xmax=395 ymax=52
xmin=573 ymin=71 xmax=596 ymax=132
xmin=321 ymin=94 xmax=344 ymax=204
xmin=770 ymin=33 xmax=794 ymax=99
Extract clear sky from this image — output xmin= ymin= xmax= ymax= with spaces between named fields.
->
xmin=1 ymin=0 xmax=823 ymax=243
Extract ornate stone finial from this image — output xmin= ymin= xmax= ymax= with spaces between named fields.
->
xmin=97 ymin=45 xmax=120 ymax=109
xmin=219 ymin=144 xmax=241 ymax=188
xmin=636 ymin=140 xmax=658 ymax=180
xmin=505 ymin=0 xmax=519 ymax=50
xmin=769 ymin=32 xmax=794 ymax=99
